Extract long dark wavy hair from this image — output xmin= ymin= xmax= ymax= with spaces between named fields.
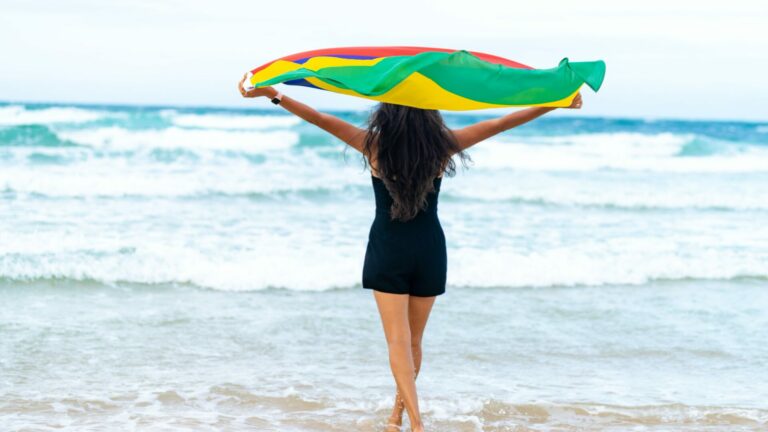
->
xmin=361 ymin=102 xmax=471 ymax=221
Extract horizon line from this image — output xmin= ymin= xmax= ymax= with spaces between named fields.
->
xmin=1 ymin=99 xmax=766 ymax=126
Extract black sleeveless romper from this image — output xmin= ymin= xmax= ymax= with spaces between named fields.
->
xmin=362 ymin=175 xmax=447 ymax=297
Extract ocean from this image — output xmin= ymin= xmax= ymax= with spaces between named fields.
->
xmin=1 ymin=102 xmax=767 ymax=431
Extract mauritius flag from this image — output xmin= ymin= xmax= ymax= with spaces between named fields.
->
xmin=244 ymin=46 xmax=605 ymax=111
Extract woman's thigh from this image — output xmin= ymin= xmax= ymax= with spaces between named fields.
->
xmin=408 ymin=296 xmax=436 ymax=345
xmin=373 ymin=291 xmax=411 ymax=344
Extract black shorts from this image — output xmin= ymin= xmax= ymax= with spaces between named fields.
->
xmin=361 ymin=216 xmax=447 ymax=297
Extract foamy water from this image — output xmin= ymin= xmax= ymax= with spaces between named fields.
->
xmin=2 ymin=281 xmax=766 ymax=431
xmin=1 ymin=102 xmax=767 ymax=430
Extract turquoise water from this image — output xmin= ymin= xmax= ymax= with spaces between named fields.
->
xmin=1 ymin=102 xmax=767 ymax=430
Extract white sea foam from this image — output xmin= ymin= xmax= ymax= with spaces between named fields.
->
xmin=1 ymin=232 xmax=766 ymax=290
xmin=537 ymin=132 xmax=692 ymax=156
xmin=58 ymin=126 xmax=298 ymax=152
xmin=1 ymin=166 xmax=235 ymax=197
xmin=0 ymin=239 xmax=363 ymax=291
xmin=469 ymin=133 xmax=768 ymax=173
xmin=446 ymin=174 xmax=768 ymax=210
xmin=3 ymin=160 xmax=767 ymax=210
xmin=0 ymin=105 xmax=108 ymax=125
xmin=0 ymin=150 xmax=362 ymax=197
xmin=168 ymin=113 xmax=301 ymax=129
xmin=447 ymin=243 xmax=768 ymax=288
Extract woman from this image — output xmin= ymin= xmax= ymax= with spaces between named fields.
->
xmin=238 ymin=76 xmax=581 ymax=431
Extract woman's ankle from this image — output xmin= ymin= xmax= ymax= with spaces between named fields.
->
xmin=388 ymin=410 xmax=403 ymax=422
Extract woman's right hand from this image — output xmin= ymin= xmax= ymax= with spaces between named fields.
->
xmin=238 ymin=74 xmax=275 ymax=98
xmin=564 ymin=93 xmax=582 ymax=109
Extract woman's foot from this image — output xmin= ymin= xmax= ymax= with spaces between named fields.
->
xmin=385 ymin=421 xmax=402 ymax=432
xmin=385 ymin=392 xmax=405 ymax=431
xmin=388 ymin=371 xmax=421 ymax=431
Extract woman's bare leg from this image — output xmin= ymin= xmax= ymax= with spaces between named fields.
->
xmin=374 ymin=291 xmax=424 ymax=431
xmin=388 ymin=295 xmax=436 ymax=429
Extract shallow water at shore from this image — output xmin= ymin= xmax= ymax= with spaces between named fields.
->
xmin=2 ymin=280 xmax=767 ymax=431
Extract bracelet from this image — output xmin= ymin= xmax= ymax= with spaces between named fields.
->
xmin=270 ymin=92 xmax=283 ymax=105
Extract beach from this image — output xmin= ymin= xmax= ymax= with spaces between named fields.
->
xmin=3 ymin=281 xmax=767 ymax=430
xmin=1 ymin=103 xmax=767 ymax=430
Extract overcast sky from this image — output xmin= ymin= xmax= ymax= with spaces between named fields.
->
xmin=1 ymin=0 xmax=766 ymax=121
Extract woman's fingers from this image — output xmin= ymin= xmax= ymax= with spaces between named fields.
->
xmin=239 ymin=75 xmax=264 ymax=98
xmin=566 ymin=93 xmax=583 ymax=109
xmin=238 ymin=80 xmax=272 ymax=99
xmin=238 ymin=73 xmax=254 ymax=97
xmin=238 ymin=77 xmax=245 ymax=95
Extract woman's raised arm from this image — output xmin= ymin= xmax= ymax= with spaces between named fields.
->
xmin=238 ymin=75 xmax=367 ymax=153
xmin=452 ymin=94 xmax=582 ymax=152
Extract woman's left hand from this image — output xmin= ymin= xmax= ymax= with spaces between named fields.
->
xmin=565 ymin=93 xmax=583 ymax=109
xmin=238 ymin=74 xmax=275 ymax=98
